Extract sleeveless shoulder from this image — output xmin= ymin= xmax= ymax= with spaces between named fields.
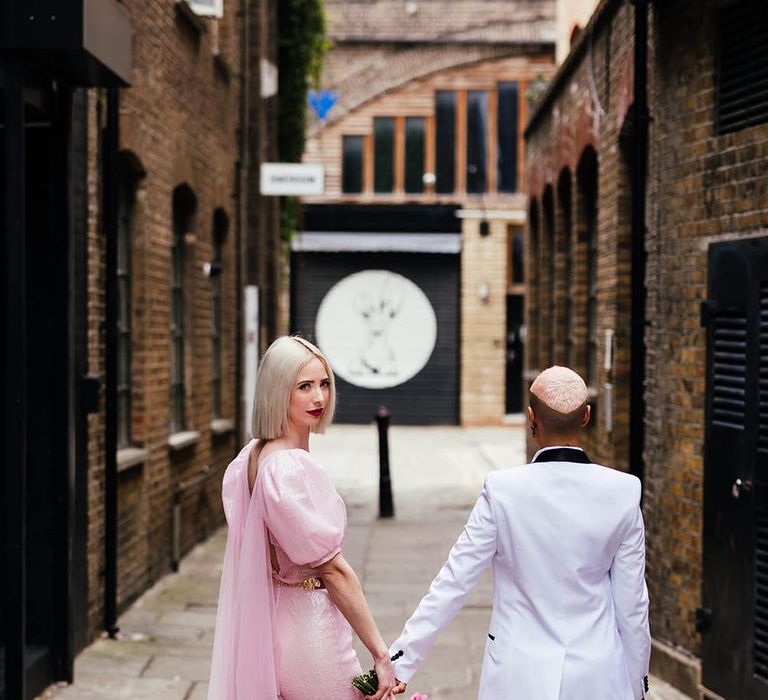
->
xmin=260 ymin=449 xmax=346 ymax=567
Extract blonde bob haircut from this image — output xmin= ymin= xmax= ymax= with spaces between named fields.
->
xmin=251 ymin=335 xmax=336 ymax=440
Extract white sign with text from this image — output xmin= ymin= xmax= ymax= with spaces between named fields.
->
xmin=260 ymin=163 xmax=324 ymax=196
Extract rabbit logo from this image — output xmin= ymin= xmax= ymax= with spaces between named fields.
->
xmin=316 ymin=270 xmax=437 ymax=389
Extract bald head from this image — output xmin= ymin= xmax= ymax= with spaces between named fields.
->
xmin=529 ymin=366 xmax=589 ymax=436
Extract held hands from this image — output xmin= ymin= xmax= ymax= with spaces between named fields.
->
xmin=366 ymin=653 xmax=396 ymax=700
xmin=354 ymin=651 xmax=406 ymax=699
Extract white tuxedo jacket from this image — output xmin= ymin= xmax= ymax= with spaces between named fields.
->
xmin=390 ymin=447 xmax=651 ymax=700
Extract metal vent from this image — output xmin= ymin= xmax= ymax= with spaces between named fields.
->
xmin=760 ymin=283 xmax=768 ymax=453
xmin=717 ymin=1 xmax=768 ymax=134
xmin=755 ymin=511 xmax=768 ymax=679
xmin=711 ymin=313 xmax=748 ymax=429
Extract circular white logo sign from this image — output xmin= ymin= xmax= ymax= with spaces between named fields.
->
xmin=316 ymin=270 xmax=437 ymax=389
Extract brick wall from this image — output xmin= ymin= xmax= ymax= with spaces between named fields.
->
xmin=324 ymin=0 xmax=555 ymax=43
xmin=646 ymin=0 xmax=768 ymax=663
xmin=461 ymin=217 xmax=511 ymax=423
xmin=527 ymin=0 xmax=768 ymax=694
xmin=525 ymin=0 xmax=636 ymax=472
xmin=83 ymin=0 xmax=278 ymax=639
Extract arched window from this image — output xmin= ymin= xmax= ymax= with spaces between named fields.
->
xmin=557 ymin=169 xmax=573 ymax=366
xmin=528 ymin=198 xmax=540 ymax=370
xmin=117 ymin=152 xmax=146 ymax=450
xmin=211 ymin=209 xmax=229 ymax=419
xmin=542 ymin=185 xmax=556 ymax=365
xmin=171 ymin=185 xmax=197 ymax=434
xmin=577 ymin=147 xmax=599 ymax=386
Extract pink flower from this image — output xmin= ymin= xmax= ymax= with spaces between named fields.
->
xmin=409 ymin=694 xmax=429 ymax=700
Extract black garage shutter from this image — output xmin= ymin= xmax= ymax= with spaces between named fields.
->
xmin=291 ymin=251 xmax=459 ymax=425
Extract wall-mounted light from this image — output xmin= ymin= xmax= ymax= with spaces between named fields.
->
xmin=478 ymin=282 xmax=490 ymax=304
xmin=203 ymin=261 xmax=222 ymax=278
xmin=422 ymin=172 xmax=436 ymax=187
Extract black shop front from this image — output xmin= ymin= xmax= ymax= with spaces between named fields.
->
xmin=1 ymin=3 xmax=131 ymax=697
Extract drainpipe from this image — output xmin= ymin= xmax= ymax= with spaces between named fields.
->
xmin=630 ymin=0 xmax=649 ymax=486
xmin=103 ymin=87 xmax=120 ymax=637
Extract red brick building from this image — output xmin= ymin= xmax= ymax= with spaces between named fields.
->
xmin=525 ymin=0 xmax=768 ymax=697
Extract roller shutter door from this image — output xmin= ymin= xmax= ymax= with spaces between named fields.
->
xmin=291 ymin=251 xmax=459 ymax=425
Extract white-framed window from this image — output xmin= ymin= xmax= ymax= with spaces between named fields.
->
xmin=186 ymin=0 xmax=223 ymax=18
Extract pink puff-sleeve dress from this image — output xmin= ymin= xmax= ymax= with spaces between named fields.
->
xmin=207 ymin=442 xmax=363 ymax=700
xmin=261 ymin=448 xmax=363 ymax=699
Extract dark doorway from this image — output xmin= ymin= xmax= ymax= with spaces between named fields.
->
xmin=505 ymin=295 xmax=524 ymax=413
xmin=701 ymin=236 xmax=768 ymax=699
xmin=24 ymin=100 xmax=72 ymax=699
xmin=1 ymin=74 xmax=82 ymax=700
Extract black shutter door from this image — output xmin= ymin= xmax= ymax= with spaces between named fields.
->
xmin=291 ymin=252 xmax=459 ymax=425
xmin=702 ymin=237 xmax=768 ymax=699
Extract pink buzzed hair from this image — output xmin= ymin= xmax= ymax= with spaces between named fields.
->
xmin=530 ymin=366 xmax=588 ymax=413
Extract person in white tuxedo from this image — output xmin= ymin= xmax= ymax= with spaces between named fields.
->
xmin=388 ymin=366 xmax=651 ymax=700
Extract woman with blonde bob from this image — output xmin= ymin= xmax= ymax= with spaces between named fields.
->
xmin=208 ymin=336 xmax=397 ymax=700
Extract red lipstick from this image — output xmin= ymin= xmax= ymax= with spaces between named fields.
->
xmin=307 ymin=408 xmax=323 ymax=417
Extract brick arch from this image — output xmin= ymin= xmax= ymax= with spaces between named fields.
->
xmin=554 ymin=98 xmax=600 ymax=176
xmin=313 ymin=45 xmax=534 ymax=134
xmin=119 ymin=150 xmax=147 ymax=182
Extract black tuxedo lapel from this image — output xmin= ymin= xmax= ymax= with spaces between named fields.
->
xmin=532 ymin=447 xmax=591 ymax=464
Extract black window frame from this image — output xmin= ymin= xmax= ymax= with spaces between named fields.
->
xmin=497 ymin=81 xmax=519 ymax=193
xmin=404 ymin=117 xmax=426 ymax=194
xmin=466 ymin=90 xmax=488 ymax=194
xmin=342 ymin=135 xmax=365 ymax=194
xmin=373 ymin=117 xmax=396 ymax=194
xmin=435 ymin=91 xmax=456 ymax=194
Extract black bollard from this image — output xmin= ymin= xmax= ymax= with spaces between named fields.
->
xmin=376 ymin=405 xmax=394 ymax=518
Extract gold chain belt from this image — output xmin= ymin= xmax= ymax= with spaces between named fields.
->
xmin=272 ymin=573 xmax=326 ymax=591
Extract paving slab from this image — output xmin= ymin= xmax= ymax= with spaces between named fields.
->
xmin=40 ymin=425 xmax=693 ymax=700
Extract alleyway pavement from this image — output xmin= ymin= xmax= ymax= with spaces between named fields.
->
xmin=42 ymin=425 xmax=691 ymax=700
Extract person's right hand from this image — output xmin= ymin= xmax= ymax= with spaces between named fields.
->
xmin=366 ymin=653 xmax=396 ymax=700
